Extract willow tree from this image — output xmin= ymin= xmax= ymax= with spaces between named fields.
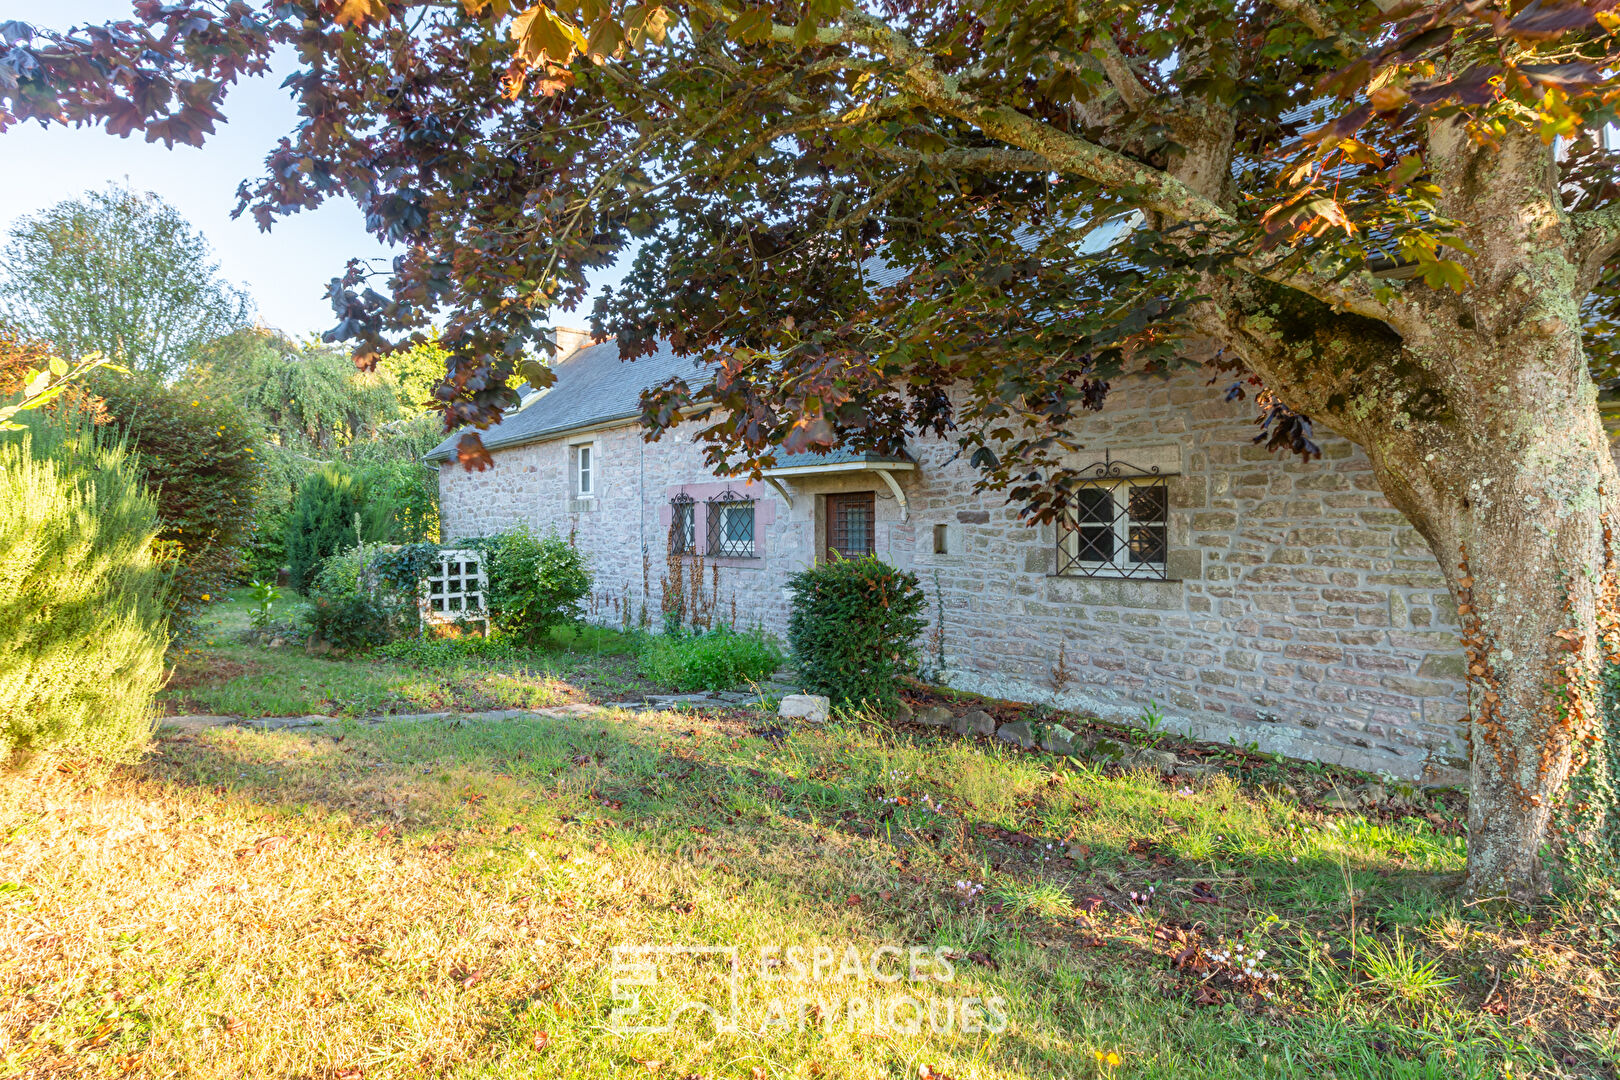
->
xmin=5 ymin=0 xmax=1618 ymax=897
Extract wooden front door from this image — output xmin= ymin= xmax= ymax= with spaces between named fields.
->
xmin=825 ymin=492 xmax=875 ymax=560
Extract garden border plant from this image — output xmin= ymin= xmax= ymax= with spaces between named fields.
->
xmin=785 ymin=555 xmax=926 ymax=711
xmin=0 ymin=412 xmax=170 ymax=764
xmin=637 ymin=623 xmax=784 ymax=693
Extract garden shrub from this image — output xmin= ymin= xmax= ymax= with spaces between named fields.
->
xmin=358 ymin=457 xmax=440 ymax=544
xmin=376 ymin=633 xmax=526 ymax=669
xmin=298 ymin=543 xmax=415 ymax=649
xmin=785 ymin=556 xmax=926 ymax=709
xmin=299 ymin=590 xmax=392 ymax=652
xmin=0 ymin=415 xmax=169 ymax=763
xmin=638 ymin=626 xmax=785 ymax=692
xmin=471 ymin=527 xmax=592 ymax=644
xmin=285 ymin=464 xmax=366 ymax=592
xmin=89 ymin=372 xmax=259 ymax=622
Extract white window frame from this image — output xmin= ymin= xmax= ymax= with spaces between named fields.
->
xmin=574 ymin=442 xmax=595 ymax=498
xmin=1057 ymin=478 xmax=1168 ymax=579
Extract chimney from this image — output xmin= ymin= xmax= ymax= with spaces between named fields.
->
xmin=552 ymin=326 xmax=594 ymax=360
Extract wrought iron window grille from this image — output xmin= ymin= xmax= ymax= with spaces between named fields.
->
xmin=1056 ymin=453 xmax=1169 ymax=580
xmin=706 ymin=489 xmax=757 ymax=558
xmin=669 ymin=493 xmax=696 ymax=555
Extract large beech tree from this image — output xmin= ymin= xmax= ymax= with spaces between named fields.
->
xmin=5 ymin=0 xmax=1619 ymax=897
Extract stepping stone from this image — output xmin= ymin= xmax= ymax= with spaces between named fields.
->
xmin=253 ymin=715 xmax=331 ymax=729
xmin=160 ymin=714 xmax=240 ymax=731
xmin=536 ymin=703 xmax=609 ymax=719
xmin=779 ymin=694 xmax=830 ymax=724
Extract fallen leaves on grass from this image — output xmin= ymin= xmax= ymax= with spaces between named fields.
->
xmin=450 ymin=964 xmax=487 ymax=988
xmin=235 ymin=834 xmax=293 ymax=858
xmin=531 ymin=1030 xmax=552 ymax=1050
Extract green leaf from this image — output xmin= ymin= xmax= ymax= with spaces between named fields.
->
xmin=728 ymin=9 xmax=773 ymax=44
xmin=791 ymin=14 xmax=818 ymax=51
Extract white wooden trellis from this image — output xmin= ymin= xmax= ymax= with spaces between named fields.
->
xmin=419 ymin=548 xmax=490 ymax=634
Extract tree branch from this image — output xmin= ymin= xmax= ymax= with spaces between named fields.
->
xmin=1267 ymin=0 xmax=1344 ymax=40
xmin=1571 ymin=202 xmax=1620 ymax=294
xmin=693 ymin=4 xmax=1406 ymax=326
xmin=865 ymin=144 xmax=1054 ymax=173
xmin=1090 ymin=29 xmax=1151 ymax=111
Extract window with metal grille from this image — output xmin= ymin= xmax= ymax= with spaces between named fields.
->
xmin=826 ymin=491 xmax=875 ymax=559
xmin=706 ymin=490 xmax=756 ymax=557
xmin=669 ymin=494 xmax=696 ymax=555
xmin=1056 ymin=462 xmax=1168 ymax=579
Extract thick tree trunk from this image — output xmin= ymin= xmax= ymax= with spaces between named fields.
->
xmin=1242 ymin=300 xmax=1619 ymax=899
xmin=1198 ymin=236 xmax=1617 ymax=901
xmin=1365 ymin=365 xmax=1617 ymax=897
xmin=1168 ymin=116 xmax=1619 ymax=899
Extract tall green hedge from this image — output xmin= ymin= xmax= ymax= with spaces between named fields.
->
xmin=285 ymin=465 xmax=366 ymax=592
xmin=0 ymin=417 xmax=170 ymax=764
xmin=785 ymin=556 xmax=926 ymax=709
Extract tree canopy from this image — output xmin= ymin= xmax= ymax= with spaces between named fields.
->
xmin=0 ymin=186 xmax=252 ymax=381
xmin=4 ymin=1 xmax=1620 ymax=897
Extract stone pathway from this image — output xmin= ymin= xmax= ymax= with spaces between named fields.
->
xmin=159 ymin=702 xmax=613 ymax=733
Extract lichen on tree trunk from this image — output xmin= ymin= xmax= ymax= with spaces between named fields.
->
xmin=1272 ymin=311 xmax=1616 ymax=900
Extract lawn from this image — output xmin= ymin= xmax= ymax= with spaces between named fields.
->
xmin=162 ymin=589 xmax=664 ymax=718
xmin=3 ymin=694 xmax=1617 ymax=1077
xmin=4 ymin=593 xmax=1617 ymax=1077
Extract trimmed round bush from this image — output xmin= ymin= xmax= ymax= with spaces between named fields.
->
xmin=0 ymin=417 xmax=169 ymax=764
xmin=785 ymin=556 xmax=926 ymax=709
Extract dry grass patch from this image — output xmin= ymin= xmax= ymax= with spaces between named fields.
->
xmin=1 ymin=708 xmax=1615 ymax=1079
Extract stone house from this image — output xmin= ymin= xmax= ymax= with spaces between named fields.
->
xmin=427 ymin=332 xmax=1470 ymax=783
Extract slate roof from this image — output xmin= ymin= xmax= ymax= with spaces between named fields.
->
xmin=768 ymin=448 xmax=915 ymax=469
xmin=424 ymin=338 xmax=708 ymax=462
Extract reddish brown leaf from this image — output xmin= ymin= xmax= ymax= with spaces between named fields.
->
xmin=235 ymin=834 xmax=293 ymax=859
xmin=456 ymin=432 xmax=493 ymax=471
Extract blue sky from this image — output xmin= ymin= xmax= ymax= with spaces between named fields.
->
xmin=0 ymin=1 xmax=612 ymax=338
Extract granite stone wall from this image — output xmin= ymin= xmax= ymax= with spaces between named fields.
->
xmin=439 ymin=369 xmax=1470 ymax=782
